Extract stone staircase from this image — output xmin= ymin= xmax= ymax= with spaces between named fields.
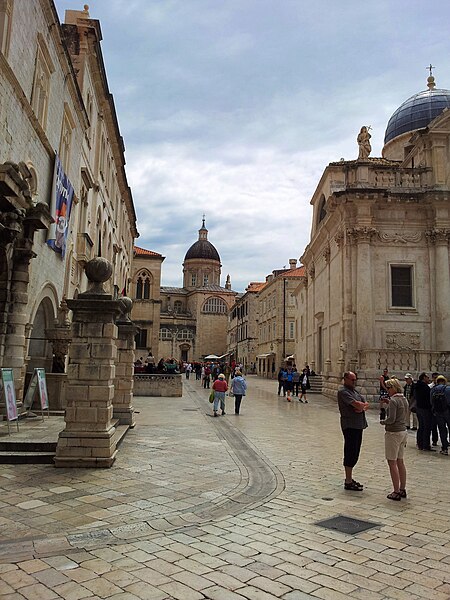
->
xmin=0 ymin=419 xmax=129 ymax=464
xmin=308 ymin=375 xmax=323 ymax=394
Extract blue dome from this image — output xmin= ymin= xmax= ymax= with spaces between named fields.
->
xmin=384 ymin=87 xmax=450 ymax=144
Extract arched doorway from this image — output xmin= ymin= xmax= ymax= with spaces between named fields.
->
xmin=28 ymin=297 xmax=55 ymax=372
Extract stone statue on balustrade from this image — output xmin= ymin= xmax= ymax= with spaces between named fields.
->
xmin=357 ymin=126 xmax=372 ymax=159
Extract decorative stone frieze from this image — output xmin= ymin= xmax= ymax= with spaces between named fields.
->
xmin=378 ymin=231 xmax=422 ymax=244
xmin=322 ymin=245 xmax=331 ymax=264
xmin=308 ymin=264 xmax=316 ymax=280
xmin=385 ymin=332 xmax=421 ymax=350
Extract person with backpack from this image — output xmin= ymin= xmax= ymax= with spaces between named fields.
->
xmin=431 ymin=375 xmax=450 ymax=455
xmin=415 ymin=372 xmax=434 ymax=452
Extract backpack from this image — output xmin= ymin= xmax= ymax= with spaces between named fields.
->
xmin=432 ymin=386 xmax=448 ymax=415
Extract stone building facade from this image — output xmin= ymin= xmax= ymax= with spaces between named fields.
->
xmin=131 ymin=220 xmax=237 ymax=362
xmin=227 ymin=282 xmax=263 ymax=373
xmin=255 ymin=261 xmax=304 ymax=377
xmin=130 ymin=246 xmax=164 ymax=360
xmin=295 ymin=75 xmax=450 ymax=400
xmin=0 ymin=2 xmax=137 ymax=401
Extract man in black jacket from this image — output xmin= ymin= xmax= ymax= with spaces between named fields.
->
xmin=415 ymin=372 xmax=434 ymax=451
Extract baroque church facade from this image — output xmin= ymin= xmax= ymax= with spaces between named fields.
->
xmin=294 ymin=74 xmax=450 ymax=400
xmin=131 ymin=220 xmax=237 ymax=362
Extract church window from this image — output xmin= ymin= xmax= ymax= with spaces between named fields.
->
xmin=159 ymin=327 xmax=172 ymax=340
xmin=136 ymin=271 xmax=151 ymax=299
xmin=318 ymin=195 xmax=327 ymax=224
xmin=390 ymin=265 xmax=413 ymax=307
xmin=174 ymin=300 xmax=183 ymax=313
xmin=135 ymin=328 xmax=147 ymax=349
xmin=289 ymin=321 xmax=295 ymax=339
xmin=0 ymin=0 xmax=14 ymax=57
xmin=59 ymin=107 xmax=75 ymax=174
xmin=203 ymin=274 xmax=209 ymax=286
xmin=31 ymin=34 xmax=55 ymax=130
xmin=177 ymin=329 xmax=193 ymax=340
xmin=202 ymin=297 xmax=227 ymax=314
xmin=191 ymin=273 xmax=197 ymax=286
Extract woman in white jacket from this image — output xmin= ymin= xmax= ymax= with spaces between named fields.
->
xmin=231 ymin=371 xmax=247 ymax=415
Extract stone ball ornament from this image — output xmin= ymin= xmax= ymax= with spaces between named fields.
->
xmin=84 ymin=257 xmax=113 ymax=294
xmin=118 ymin=296 xmax=133 ymax=322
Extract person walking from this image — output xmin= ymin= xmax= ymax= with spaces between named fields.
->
xmin=380 ymin=378 xmax=409 ymax=501
xmin=203 ymin=365 xmax=211 ymax=389
xmin=212 ymin=373 xmax=228 ymax=417
xmin=277 ymin=368 xmax=285 ymax=396
xmin=231 ymin=370 xmax=247 ymax=415
xmin=292 ymin=368 xmax=300 ymax=397
xmin=337 ymin=372 xmax=369 ymax=491
xmin=299 ymin=368 xmax=310 ymax=403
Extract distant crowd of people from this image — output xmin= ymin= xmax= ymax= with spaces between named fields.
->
xmin=277 ymin=365 xmax=315 ymax=403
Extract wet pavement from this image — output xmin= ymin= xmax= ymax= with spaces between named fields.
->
xmin=0 ymin=376 xmax=450 ymax=599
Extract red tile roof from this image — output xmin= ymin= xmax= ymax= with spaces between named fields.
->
xmin=246 ymin=282 xmax=266 ymax=292
xmin=282 ymin=266 xmax=305 ymax=278
xmin=134 ymin=246 xmax=162 ymax=257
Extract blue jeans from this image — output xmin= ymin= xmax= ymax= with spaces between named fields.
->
xmin=435 ymin=411 xmax=450 ymax=450
xmin=213 ymin=391 xmax=225 ymax=413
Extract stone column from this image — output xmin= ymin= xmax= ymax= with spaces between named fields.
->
xmin=349 ymin=227 xmax=377 ymax=355
xmin=55 ymin=258 xmax=121 ymax=468
xmin=113 ymin=297 xmax=137 ymax=426
xmin=431 ymin=229 xmax=450 ymax=350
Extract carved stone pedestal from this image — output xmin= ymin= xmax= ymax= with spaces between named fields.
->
xmin=55 ymin=258 xmax=121 ymax=468
xmin=113 ymin=299 xmax=137 ymax=426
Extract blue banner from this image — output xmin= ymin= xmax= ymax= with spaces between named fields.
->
xmin=47 ymin=155 xmax=74 ymax=258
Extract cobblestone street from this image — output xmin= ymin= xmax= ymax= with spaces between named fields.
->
xmin=1 ymin=376 xmax=450 ymax=600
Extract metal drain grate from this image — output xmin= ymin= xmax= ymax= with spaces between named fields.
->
xmin=315 ymin=514 xmax=380 ymax=534
xmin=182 ymin=408 xmax=199 ymax=411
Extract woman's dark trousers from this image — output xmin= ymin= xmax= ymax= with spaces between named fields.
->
xmin=234 ymin=395 xmax=243 ymax=414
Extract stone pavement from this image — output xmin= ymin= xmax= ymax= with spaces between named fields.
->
xmin=0 ymin=376 xmax=450 ymax=599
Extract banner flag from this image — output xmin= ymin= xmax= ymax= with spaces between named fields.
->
xmin=47 ymin=154 xmax=74 ymax=258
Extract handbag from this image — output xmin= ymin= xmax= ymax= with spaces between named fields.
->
xmin=208 ymin=390 xmax=215 ymax=403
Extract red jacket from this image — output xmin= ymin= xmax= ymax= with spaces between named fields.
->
xmin=213 ymin=379 xmax=228 ymax=392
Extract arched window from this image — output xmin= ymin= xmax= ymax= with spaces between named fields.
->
xmin=159 ymin=327 xmax=172 ymax=340
xmin=177 ymin=329 xmax=193 ymax=340
xmin=135 ymin=271 xmax=152 ymax=299
xmin=202 ymin=297 xmax=228 ymax=314
xmin=318 ymin=195 xmax=327 ymax=224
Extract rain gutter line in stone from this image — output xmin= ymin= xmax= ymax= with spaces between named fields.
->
xmin=0 ymin=385 xmax=285 ymax=563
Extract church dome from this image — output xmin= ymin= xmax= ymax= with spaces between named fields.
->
xmin=384 ymin=77 xmax=450 ymax=144
xmin=184 ymin=219 xmax=220 ymax=262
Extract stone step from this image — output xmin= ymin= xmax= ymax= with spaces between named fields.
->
xmin=0 ymin=451 xmax=55 ymax=464
xmin=0 ymin=441 xmax=57 ymax=452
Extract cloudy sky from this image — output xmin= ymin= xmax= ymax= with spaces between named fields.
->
xmin=55 ymin=1 xmax=450 ymax=291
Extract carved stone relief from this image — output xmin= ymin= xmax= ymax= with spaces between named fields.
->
xmin=385 ymin=332 xmax=421 ymax=350
xmin=378 ymin=231 xmax=422 ymax=244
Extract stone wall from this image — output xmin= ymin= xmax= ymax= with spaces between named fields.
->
xmin=133 ymin=374 xmax=182 ymax=397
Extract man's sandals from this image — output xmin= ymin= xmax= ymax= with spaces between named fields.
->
xmin=344 ymin=479 xmax=363 ymax=491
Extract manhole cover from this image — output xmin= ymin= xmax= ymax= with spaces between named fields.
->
xmin=315 ymin=515 xmax=379 ymax=534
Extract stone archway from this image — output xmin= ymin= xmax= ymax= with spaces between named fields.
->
xmin=28 ymin=297 xmax=55 ymax=372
